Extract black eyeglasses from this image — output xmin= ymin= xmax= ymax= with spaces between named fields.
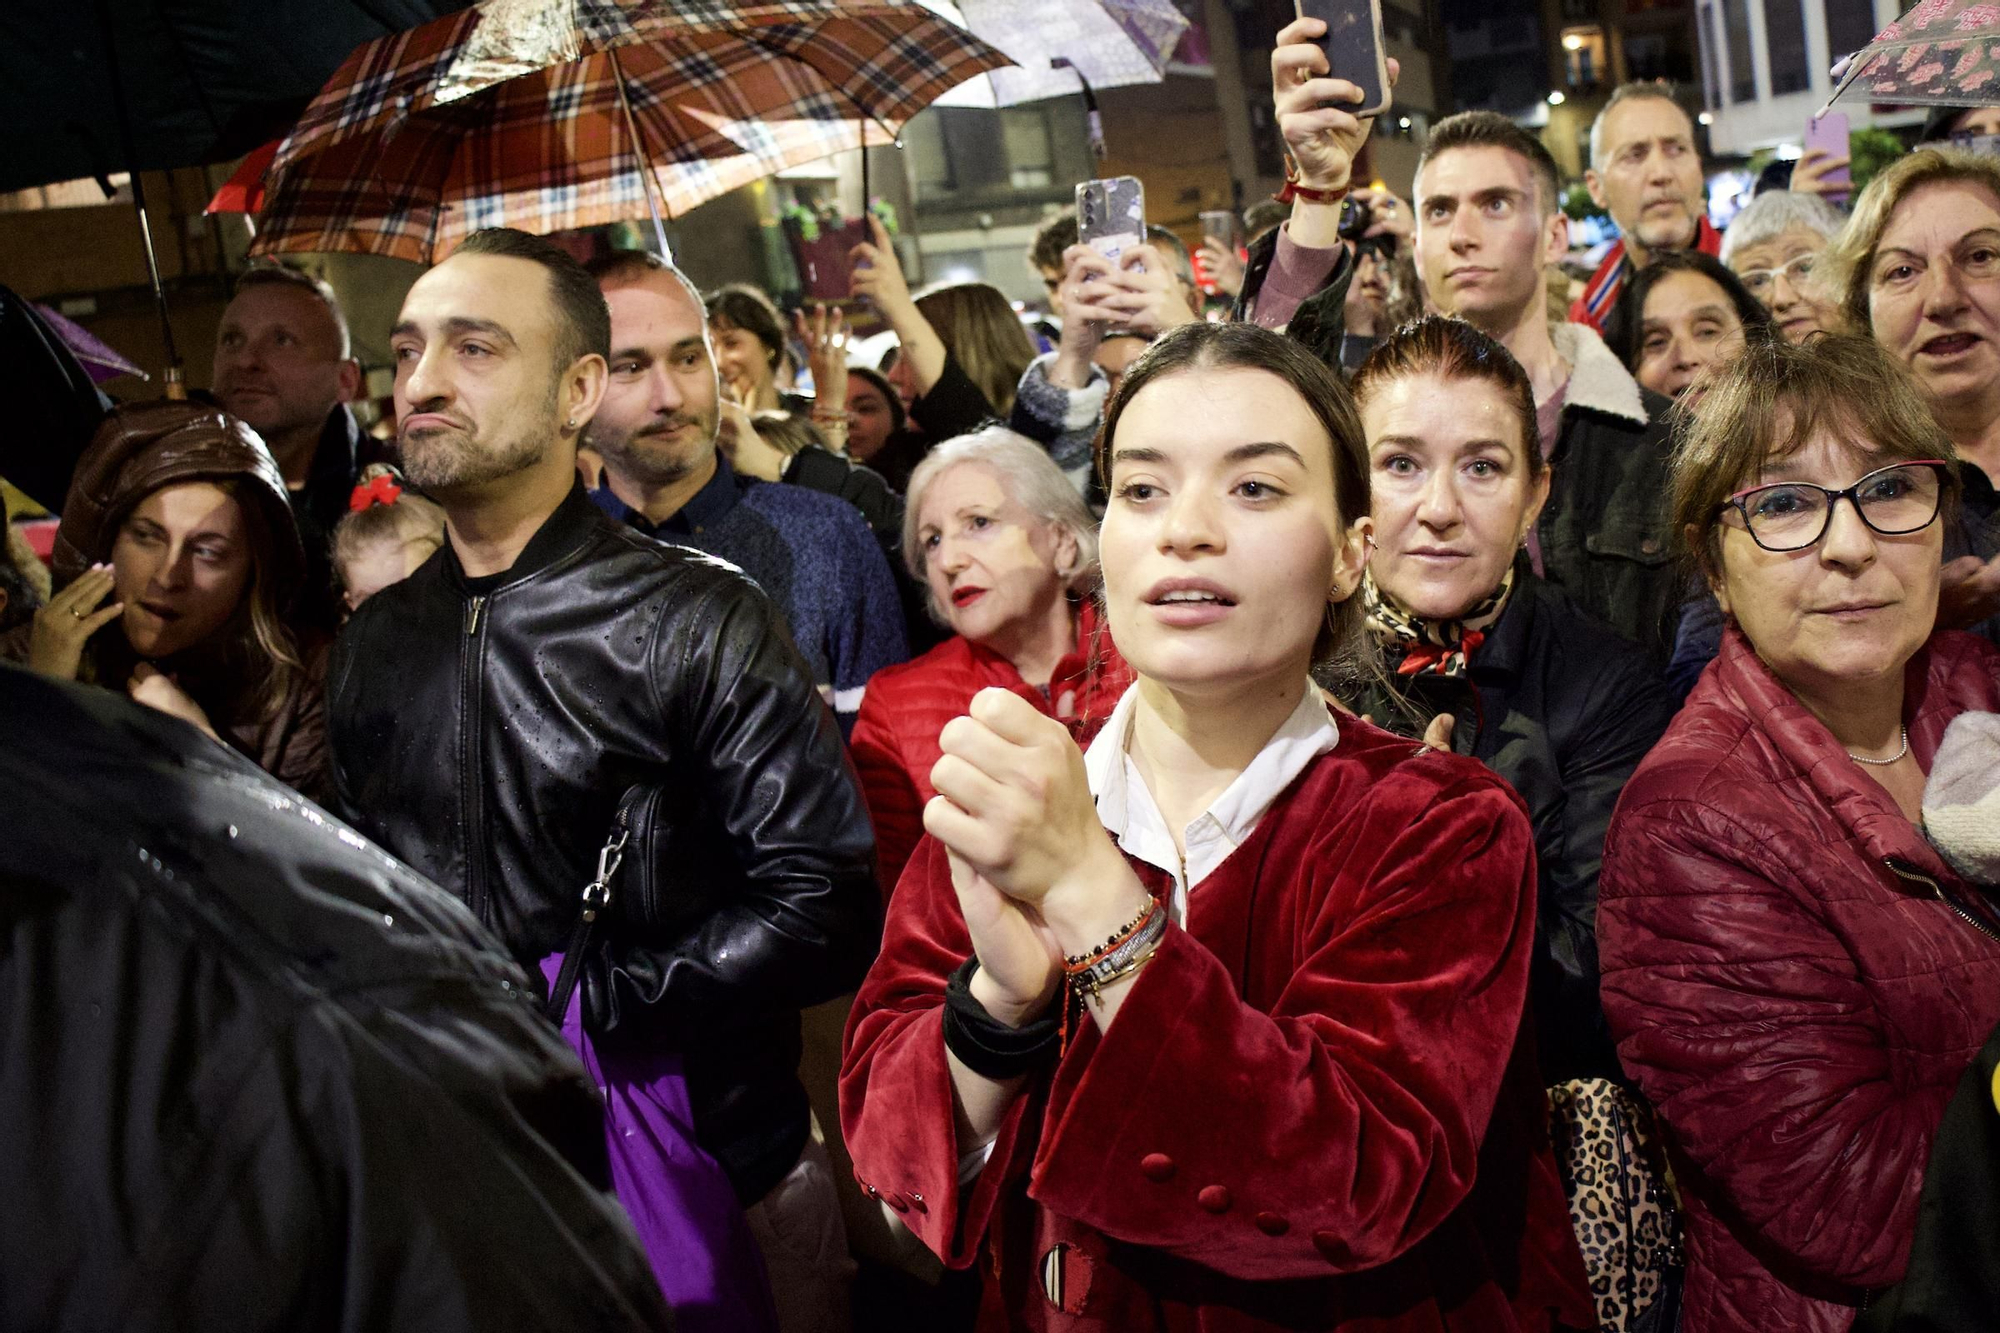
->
xmin=1721 ymin=460 xmax=1949 ymax=552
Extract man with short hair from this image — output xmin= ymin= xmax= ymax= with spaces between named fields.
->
xmin=1572 ymin=82 xmax=1722 ymax=330
xmin=1415 ymin=110 xmax=1681 ymax=657
xmin=211 ymin=266 xmax=378 ymax=622
xmin=1027 ymin=209 xmax=1079 ymax=315
xmin=585 ymin=248 xmax=907 ymax=734
xmin=328 ymin=228 xmax=879 ymax=1331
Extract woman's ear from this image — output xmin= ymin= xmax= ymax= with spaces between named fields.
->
xmin=1520 ymin=464 xmax=1553 ymax=544
xmin=1052 ymin=524 xmax=1082 ymax=581
xmin=1330 ymin=515 xmax=1374 ymax=602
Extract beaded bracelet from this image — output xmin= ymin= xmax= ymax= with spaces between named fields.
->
xmin=1059 ymin=899 xmax=1168 ymax=1050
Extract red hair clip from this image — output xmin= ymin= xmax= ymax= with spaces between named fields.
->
xmin=349 ymin=474 xmax=403 ymax=511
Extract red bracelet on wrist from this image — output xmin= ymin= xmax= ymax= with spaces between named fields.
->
xmin=1275 ymin=176 xmax=1348 ymax=206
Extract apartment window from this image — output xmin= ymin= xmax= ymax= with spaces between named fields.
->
xmin=1766 ymin=0 xmax=1813 ymax=93
xmin=1000 ymin=108 xmax=1054 ymax=190
xmin=1824 ymin=0 xmax=1878 ymax=59
xmin=1721 ymin=0 xmax=1758 ymax=101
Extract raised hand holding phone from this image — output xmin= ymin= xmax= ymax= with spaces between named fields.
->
xmin=1272 ymin=16 xmax=1399 ymax=198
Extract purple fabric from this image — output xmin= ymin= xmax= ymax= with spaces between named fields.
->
xmin=540 ymin=956 xmax=779 ymax=1333
xmin=33 ymin=304 xmax=143 ymax=384
xmin=1249 ymin=224 xmax=1343 ymax=330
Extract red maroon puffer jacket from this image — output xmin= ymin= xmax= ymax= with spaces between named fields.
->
xmin=849 ymin=603 xmax=1132 ymax=896
xmin=1600 ymin=626 xmax=2000 ymax=1332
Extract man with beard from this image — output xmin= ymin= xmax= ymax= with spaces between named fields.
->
xmin=326 ymin=229 xmax=879 ymax=1329
xmin=1572 ymin=83 xmax=1721 ymax=331
xmin=210 ymin=265 xmax=380 ymax=627
xmin=585 ymin=250 xmax=905 ymax=734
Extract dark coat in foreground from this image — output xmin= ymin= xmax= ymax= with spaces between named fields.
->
xmin=0 ymin=661 xmax=673 ymax=1333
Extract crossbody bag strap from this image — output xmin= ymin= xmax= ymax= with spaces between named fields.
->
xmin=543 ymin=788 xmax=643 ymax=1025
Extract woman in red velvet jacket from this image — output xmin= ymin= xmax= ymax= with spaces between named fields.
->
xmin=839 ymin=313 xmax=1593 ymax=1326
xmin=1599 ymin=334 xmax=2000 ymax=1333
xmin=851 ymin=426 xmax=1132 ymax=895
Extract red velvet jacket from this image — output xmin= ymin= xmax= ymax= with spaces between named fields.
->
xmin=850 ymin=604 xmax=1132 ymax=895
xmin=839 ymin=720 xmax=1593 ymax=1331
xmin=1599 ymin=627 xmax=2000 ymax=1332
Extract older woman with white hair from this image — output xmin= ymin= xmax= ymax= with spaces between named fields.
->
xmin=849 ymin=427 xmax=1132 ymax=895
xmin=1720 ymin=191 xmax=1846 ymax=343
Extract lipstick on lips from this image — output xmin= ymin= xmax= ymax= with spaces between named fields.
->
xmin=951 ymin=585 xmax=987 ymax=608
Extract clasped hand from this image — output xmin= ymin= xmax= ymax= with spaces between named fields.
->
xmin=924 ymin=688 xmax=1146 ymax=1025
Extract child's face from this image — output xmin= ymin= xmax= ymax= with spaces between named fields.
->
xmin=341 ymin=537 xmax=436 ymax=613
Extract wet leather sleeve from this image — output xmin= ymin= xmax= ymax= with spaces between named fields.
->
xmin=583 ymin=577 xmax=881 ymax=1035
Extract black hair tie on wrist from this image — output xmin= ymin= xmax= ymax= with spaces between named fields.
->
xmin=941 ymin=957 xmax=1060 ymax=1079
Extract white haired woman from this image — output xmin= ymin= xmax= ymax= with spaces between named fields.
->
xmin=849 ymin=428 xmax=1132 ymax=896
xmin=1720 ymin=190 xmax=1846 ymax=344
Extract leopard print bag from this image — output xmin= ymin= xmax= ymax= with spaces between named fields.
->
xmin=1548 ymin=1078 xmax=1684 ymax=1332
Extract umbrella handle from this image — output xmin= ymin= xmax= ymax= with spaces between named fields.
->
xmin=1052 ymin=58 xmax=1106 ymax=160
xmin=608 ymin=47 xmax=672 ymax=261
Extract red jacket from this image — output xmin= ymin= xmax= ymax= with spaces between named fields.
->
xmin=839 ymin=722 xmax=1594 ymax=1331
xmin=1599 ymin=627 xmax=2000 ymax=1332
xmin=849 ymin=604 xmax=1132 ymax=895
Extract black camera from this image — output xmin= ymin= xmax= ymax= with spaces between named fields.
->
xmin=1338 ymin=196 xmax=1396 ymax=262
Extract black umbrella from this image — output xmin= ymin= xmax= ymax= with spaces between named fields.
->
xmin=0 ymin=1 xmax=478 ymax=194
xmin=0 ymin=0 xmax=475 ymax=394
xmin=0 ymin=285 xmax=113 ymax=513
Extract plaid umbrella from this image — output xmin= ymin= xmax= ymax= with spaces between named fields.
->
xmin=1827 ymin=0 xmax=2000 ymax=108
xmin=246 ymin=0 xmax=1012 ymax=263
xmin=926 ymin=0 xmax=1189 ymax=108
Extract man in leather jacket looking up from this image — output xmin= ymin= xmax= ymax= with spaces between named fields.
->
xmin=326 ymin=229 xmax=880 ymax=1325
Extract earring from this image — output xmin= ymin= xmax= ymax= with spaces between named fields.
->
xmin=566 ymin=417 xmax=576 ymax=429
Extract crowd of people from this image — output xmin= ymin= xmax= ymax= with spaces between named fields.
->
xmin=7 ymin=10 xmax=2000 ymax=1333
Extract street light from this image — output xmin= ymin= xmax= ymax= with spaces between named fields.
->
xmin=1548 ymin=90 xmax=1566 ymax=105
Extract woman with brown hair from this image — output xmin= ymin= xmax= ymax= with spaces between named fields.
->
xmin=840 ymin=320 xmax=1591 ymax=1330
xmin=11 ymin=400 xmax=327 ymax=797
xmin=848 ymin=217 xmax=1034 ymax=489
xmin=1348 ymin=316 xmax=1675 ymax=1089
xmin=1598 ymin=333 xmax=2000 ymax=1332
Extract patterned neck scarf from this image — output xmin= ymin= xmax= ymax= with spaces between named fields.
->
xmin=1363 ymin=564 xmax=1517 ymax=678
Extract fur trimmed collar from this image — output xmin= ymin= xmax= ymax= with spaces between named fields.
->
xmin=1551 ymin=322 xmax=1648 ymax=426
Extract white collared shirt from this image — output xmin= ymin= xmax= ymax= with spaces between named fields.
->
xmin=1083 ymin=680 xmax=1341 ymax=924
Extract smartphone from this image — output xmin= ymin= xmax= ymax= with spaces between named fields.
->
xmin=1077 ymin=176 xmax=1146 ymax=264
xmin=1802 ymin=112 xmax=1852 ymax=209
xmin=1295 ymin=0 xmax=1391 ymax=120
xmin=1199 ymin=208 xmax=1240 ymax=251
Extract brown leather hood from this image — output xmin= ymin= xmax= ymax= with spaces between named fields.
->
xmin=51 ymin=400 xmax=304 ymax=607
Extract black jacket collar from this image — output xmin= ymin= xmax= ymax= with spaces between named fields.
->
xmin=442 ymin=480 xmax=605 ymax=594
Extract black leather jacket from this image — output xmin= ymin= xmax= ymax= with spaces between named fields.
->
xmin=328 ymin=482 xmax=880 ymax=1204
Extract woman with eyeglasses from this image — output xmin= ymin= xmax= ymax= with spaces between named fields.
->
xmin=1597 ymin=334 xmax=2000 ymax=1333
xmin=1720 ymin=190 xmax=1845 ymax=344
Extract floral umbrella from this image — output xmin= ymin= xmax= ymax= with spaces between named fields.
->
xmin=1827 ymin=0 xmax=2000 ymax=108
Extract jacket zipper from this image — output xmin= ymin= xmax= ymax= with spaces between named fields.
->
xmin=461 ymin=595 xmax=490 ymax=926
xmin=1886 ymin=859 xmax=2000 ymax=946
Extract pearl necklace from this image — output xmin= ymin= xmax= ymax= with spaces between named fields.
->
xmin=1847 ymin=726 xmax=1909 ymax=766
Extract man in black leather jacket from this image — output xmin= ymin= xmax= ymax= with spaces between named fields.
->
xmin=327 ymin=229 xmax=879 ymax=1317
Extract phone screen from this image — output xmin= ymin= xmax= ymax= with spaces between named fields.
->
xmin=1294 ymin=0 xmax=1389 ymax=118
xmin=1077 ymin=177 xmax=1146 ymax=263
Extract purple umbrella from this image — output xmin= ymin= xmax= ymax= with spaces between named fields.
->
xmin=32 ymin=304 xmax=146 ymax=385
